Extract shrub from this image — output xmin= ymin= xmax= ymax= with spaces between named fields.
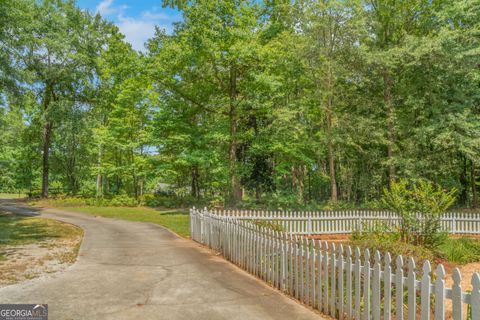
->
xmin=382 ymin=179 xmax=456 ymax=249
xmin=107 ymin=195 xmax=139 ymax=207
xmin=253 ymin=220 xmax=284 ymax=232
xmin=350 ymin=222 xmax=435 ymax=270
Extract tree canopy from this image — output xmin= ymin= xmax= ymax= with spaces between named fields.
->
xmin=1 ymin=0 xmax=479 ymax=209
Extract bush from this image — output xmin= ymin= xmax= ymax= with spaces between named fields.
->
xmin=31 ymin=195 xmax=141 ymax=207
xmin=253 ymin=220 xmax=284 ymax=232
xmin=107 ymin=195 xmax=139 ymax=207
xmin=350 ymin=222 xmax=435 ymax=270
xmin=350 ymin=237 xmax=435 ymax=272
xmin=382 ymin=179 xmax=456 ymax=249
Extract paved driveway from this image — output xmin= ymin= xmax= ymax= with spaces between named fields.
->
xmin=0 ymin=201 xmax=322 ymax=320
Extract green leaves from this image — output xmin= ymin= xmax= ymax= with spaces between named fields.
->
xmin=382 ymin=179 xmax=456 ymax=248
xmin=0 ymin=0 xmax=479 ymax=208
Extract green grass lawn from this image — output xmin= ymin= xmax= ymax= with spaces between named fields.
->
xmin=59 ymin=207 xmax=190 ymax=237
xmin=0 ymin=212 xmax=83 ymax=261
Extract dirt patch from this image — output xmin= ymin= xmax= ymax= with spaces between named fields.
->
xmin=0 ymin=226 xmax=82 ymax=287
xmin=306 ymin=234 xmax=350 ymax=242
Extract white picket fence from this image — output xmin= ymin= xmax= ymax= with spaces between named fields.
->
xmin=203 ymin=208 xmax=480 ymax=235
xmin=190 ymin=208 xmax=480 ymax=320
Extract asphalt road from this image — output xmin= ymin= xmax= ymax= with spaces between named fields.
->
xmin=0 ymin=200 xmax=323 ymax=320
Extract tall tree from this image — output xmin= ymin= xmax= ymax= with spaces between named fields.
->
xmin=151 ymin=0 xmax=266 ymax=204
xmin=10 ymin=0 xmax=109 ymax=197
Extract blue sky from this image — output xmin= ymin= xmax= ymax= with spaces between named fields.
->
xmin=77 ymin=0 xmax=181 ymax=51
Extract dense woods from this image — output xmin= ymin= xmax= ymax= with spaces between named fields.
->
xmin=1 ymin=0 xmax=479 ymax=209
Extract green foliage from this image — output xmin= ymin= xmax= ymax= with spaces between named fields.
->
xmin=351 ymin=221 xmax=480 ymax=266
xmin=382 ymin=179 xmax=456 ymax=249
xmin=350 ymin=236 xmax=435 ymax=272
xmin=351 ymin=221 xmax=400 ymax=243
xmin=253 ymin=220 xmax=284 ymax=232
xmin=438 ymin=237 xmax=480 ymax=264
xmin=0 ymin=0 xmax=479 ymax=209
xmin=31 ymin=195 xmax=140 ymax=207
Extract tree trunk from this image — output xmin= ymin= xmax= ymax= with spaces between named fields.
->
xmin=228 ymin=64 xmax=242 ymax=204
xmin=472 ymin=160 xmax=478 ymax=209
xmin=327 ymin=132 xmax=337 ymax=202
xmin=383 ymin=68 xmax=395 ymax=184
xmin=191 ymin=165 xmax=200 ymax=199
xmin=298 ymin=166 xmax=305 ymax=203
xmin=41 ymin=121 xmax=52 ymax=198
xmin=41 ymin=84 xmax=53 ymax=198
xmin=96 ymin=144 xmax=103 ymax=198
xmin=326 ymin=94 xmax=337 ymax=203
xmin=460 ymin=155 xmax=468 ymax=205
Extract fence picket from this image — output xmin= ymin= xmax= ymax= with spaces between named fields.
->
xmin=316 ymin=239 xmax=322 ymax=310
xmin=395 ymin=255 xmax=404 ymax=320
xmin=300 ymin=237 xmax=305 ymax=303
xmin=472 ymin=273 xmax=480 ymax=320
xmin=294 ymin=237 xmax=299 ymax=300
xmin=372 ymin=251 xmax=381 ymax=320
xmin=305 ymin=237 xmax=310 ymax=305
xmin=452 ymin=268 xmax=462 ymax=320
xmin=434 ymin=264 xmax=445 ymax=320
xmin=363 ymin=249 xmax=371 ymax=320
xmin=383 ymin=253 xmax=392 ymax=320
xmin=338 ymin=244 xmax=344 ymax=320
xmin=354 ymin=247 xmax=361 ymax=320
xmin=330 ymin=243 xmax=337 ymax=317
xmin=323 ymin=242 xmax=329 ymax=314
xmin=310 ymin=239 xmax=316 ymax=307
xmin=407 ymin=257 xmax=416 ymax=320
xmin=420 ymin=261 xmax=431 ymax=320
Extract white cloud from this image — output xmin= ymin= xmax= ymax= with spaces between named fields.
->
xmin=96 ymin=0 xmax=127 ymax=17
xmin=96 ymin=0 xmax=114 ymax=16
xmin=117 ymin=16 xmax=156 ymax=51
xmin=117 ymin=11 xmax=179 ymax=51
xmin=95 ymin=0 xmax=180 ymax=52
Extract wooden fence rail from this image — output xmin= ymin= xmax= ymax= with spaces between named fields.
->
xmin=190 ymin=208 xmax=480 ymax=320
xmin=201 ymin=208 xmax=480 ymax=235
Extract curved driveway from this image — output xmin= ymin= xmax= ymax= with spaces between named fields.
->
xmin=0 ymin=201 xmax=322 ymax=320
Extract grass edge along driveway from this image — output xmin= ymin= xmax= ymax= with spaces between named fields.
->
xmin=53 ymin=206 xmax=190 ymax=238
